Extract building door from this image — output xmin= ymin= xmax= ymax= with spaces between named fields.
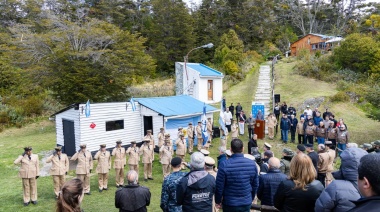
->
xmin=143 ymin=116 xmax=153 ymax=136
xmin=208 ymin=80 xmax=213 ymax=100
xmin=62 ymin=119 xmax=76 ymax=156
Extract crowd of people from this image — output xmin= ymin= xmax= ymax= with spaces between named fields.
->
xmin=13 ymin=99 xmax=380 ymax=212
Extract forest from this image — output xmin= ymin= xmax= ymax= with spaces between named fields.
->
xmin=1 ymin=0 xmax=380 ymax=130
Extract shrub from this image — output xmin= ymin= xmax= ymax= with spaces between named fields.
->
xmin=330 ymin=91 xmax=350 ymax=102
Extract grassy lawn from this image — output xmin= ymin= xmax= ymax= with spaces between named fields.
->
xmin=1 ymin=58 xmax=378 ymax=212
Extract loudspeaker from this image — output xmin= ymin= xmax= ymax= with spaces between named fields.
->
xmin=274 ymin=94 xmax=281 ymax=103
xmin=213 ymin=127 xmax=220 ymax=138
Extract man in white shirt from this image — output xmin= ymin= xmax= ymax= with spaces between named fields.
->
xmin=224 ymin=108 xmax=233 ymax=133
xmin=304 ymin=105 xmax=313 ymax=117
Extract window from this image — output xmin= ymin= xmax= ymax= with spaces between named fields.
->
xmin=106 ymin=120 xmax=124 ymax=131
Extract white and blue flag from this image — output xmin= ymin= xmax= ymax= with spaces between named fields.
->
xmin=201 ymin=103 xmax=209 ymax=146
xmin=85 ymin=99 xmax=91 ymax=117
xmin=219 ymin=100 xmax=226 ymax=133
xmin=130 ymin=97 xmax=136 ymax=111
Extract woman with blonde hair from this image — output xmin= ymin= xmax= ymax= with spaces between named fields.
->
xmin=56 ymin=178 xmax=84 ymax=212
xmin=274 ymin=153 xmax=323 ymax=212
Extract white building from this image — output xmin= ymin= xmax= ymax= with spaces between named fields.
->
xmin=175 ymin=62 xmax=224 ymax=104
xmin=50 ymin=95 xmax=218 ymax=156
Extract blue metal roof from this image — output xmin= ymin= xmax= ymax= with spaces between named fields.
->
xmin=186 ymin=63 xmax=223 ymax=77
xmin=135 ymin=95 xmax=218 ymax=117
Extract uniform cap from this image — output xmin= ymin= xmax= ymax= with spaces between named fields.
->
xmin=207 ymin=117 xmax=211 ymax=120
xmin=305 ymin=143 xmax=314 ymax=148
xmin=80 ymin=143 xmax=87 ymax=148
xmin=360 ymin=143 xmax=372 ymax=149
xmin=307 ymin=105 xmax=310 ymax=108
xmin=171 ymin=157 xmax=182 ymax=167
xmin=160 ymin=127 xmax=164 ymax=130
xmin=100 ymin=144 xmax=106 ymax=148
xmin=297 ymin=144 xmax=306 ymax=152
xmin=204 ymin=156 xmax=215 ymax=166
xmin=264 ymin=142 xmax=272 ymax=149
xmin=225 ymin=150 xmax=232 ymax=157
xmin=198 ymin=121 xmax=202 ymax=123
xmin=146 ymin=130 xmax=152 ymax=133
xmin=325 ymin=140 xmax=333 ymax=145
xmin=371 ymin=140 xmax=380 ymax=146
xmin=131 ymin=141 xmax=136 ymax=144
xmin=244 ymin=154 xmax=255 ymax=161
xmin=178 ymin=127 xmax=183 ymax=130
xmin=188 ymin=122 xmax=193 ymax=125
xmin=282 ymin=148 xmax=294 ymax=156
xmin=116 ymin=140 xmax=122 ymax=144
xmin=200 ymin=149 xmax=210 ymax=156
xmin=24 ymin=146 xmax=33 ymax=151
xmin=54 ymin=146 xmax=62 ymax=151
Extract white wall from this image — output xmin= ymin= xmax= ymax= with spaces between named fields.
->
xmin=139 ymin=105 xmax=165 ymax=145
xmin=77 ymin=102 xmax=142 ymax=153
xmin=199 ymin=77 xmax=223 ymax=104
xmin=55 ymin=108 xmax=80 ymax=147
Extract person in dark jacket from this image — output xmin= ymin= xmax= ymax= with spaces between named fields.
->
xmin=280 ymin=114 xmax=291 ymax=144
xmin=115 ymin=170 xmax=151 ymax=212
xmin=257 ymin=157 xmax=287 ymax=206
xmin=315 ymin=147 xmax=368 ymax=212
xmin=305 ymin=144 xmax=319 ymax=174
xmin=348 ymin=154 xmax=380 ymax=211
xmin=280 ymin=102 xmax=288 ymax=115
xmin=176 ymin=152 xmax=215 ymax=212
xmin=229 ymin=103 xmax=234 ymax=117
xmin=287 ymin=104 xmax=296 ymax=117
xmin=274 ymin=103 xmax=280 ymax=121
xmin=274 ymin=154 xmax=324 ymax=212
xmin=260 ymin=150 xmax=273 ymax=175
xmin=217 ymin=146 xmax=227 ymax=168
xmin=289 ymin=115 xmax=298 ymax=143
xmin=215 ymin=139 xmax=259 ymax=211
xmin=235 ymin=103 xmax=242 ymax=121
xmin=248 ymin=134 xmax=258 ymax=155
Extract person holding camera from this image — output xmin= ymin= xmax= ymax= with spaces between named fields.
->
xmin=14 ymin=146 xmax=40 ymax=206
xmin=71 ymin=143 xmax=93 ymax=195
xmin=46 ymin=146 xmax=69 ymax=199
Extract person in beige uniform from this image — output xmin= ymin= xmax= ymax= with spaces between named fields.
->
xmin=71 ymin=143 xmax=93 ymax=195
xmin=187 ymin=122 xmax=195 ymax=153
xmin=205 ymin=156 xmax=218 ymax=212
xmin=267 ymin=113 xmax=277 ymax=140
xmin=157 ymin=127 xmax=165 ymax=148
xmin=144 ymin=129 xmax=154 ymax=143
xmin=140 ymin=139 xmax=154 ymax=181
xmin=126 ymin=141 xmax=139 ymax=175
xmin=324 ymin=141 xmax=336 ymax=187
xmin=94 ymin=144 xmax=111 ymax=192
xmin=160 ymin=139 xmax=173 ymax=178
xmin=14 ymin=146 xmax=40 ymax=206
xmin=196 ymin=121 xmax=203 ymax=151
xmin=112 ymin=140 xmax=126 ymax=188
xmin=46 ymin=146 xmax=69 ymax=199
xmin=231 ymin=120 xmax=238 ymax=139
xmin=296 ymin=117 xmax=305 ymax=144
xmin=176 ymin=134 xmax=187 ymax=169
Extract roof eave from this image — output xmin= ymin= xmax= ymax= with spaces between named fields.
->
xmin=165 ymin=109 xmax=220 ymax=119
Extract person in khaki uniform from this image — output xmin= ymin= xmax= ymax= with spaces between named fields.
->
xmin=231 ymin=120 xmax=238 ymax=139
xmin=112 ymin=140 xmax=126 ymax=188
xmin=94 ymin=144 xmax=111 ymax=192
xmin=144 ymin=129 xmax=154 ymax=143
xmin=205 ymin=156 xmax=218 ymax=212
xmin=296 ymin=117 xmax=305 ymax=144
xmin=160 ymin=139 xmax=173 ymax=178
xmin=196 ymin=121 xmax=203 ymax=151
xmin=140 ymin=139 xmax=154 ymax=181
xmin=267 ymin=113 xmax=277 ymax=140
xmin=71 ymin=143 xmax=93 ymax=195
xmin=187 ymin=122 xmax=195 ymax=153
xmin=176 ymin=134 xmax=187 ymax=169
xmin=157 ymin=127 xmax=165 ymax=148
xmin=126 ymin=141 xmax=140 ymax=175
xmin=324 ymin=140 xmax=336 ymax=187
xmin=14 ymin=146 xmax=40 ymax=206
xmin=46 ymin=146 xmax=69 ymax=199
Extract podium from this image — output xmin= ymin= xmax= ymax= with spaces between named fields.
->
xmin=256 ymin=120 xmax=265 ymax=139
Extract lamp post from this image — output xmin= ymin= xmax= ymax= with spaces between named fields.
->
xmin=184 ymin=43 xmax=214 ymax=81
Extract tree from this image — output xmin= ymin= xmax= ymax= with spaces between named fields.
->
xmin=333 ymin=33 xmax=380 ymax=76
xmin=11 ymin=17 xmax=156 ymax=104
xmin=146 ymin=0 xmax=195 ymax=73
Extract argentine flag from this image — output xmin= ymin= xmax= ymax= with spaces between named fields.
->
xmin=219 ymin=100 xmax=227 ymax=134
xmin=130 ymin=97 xmax=136 ymax=111
xmin=201 ymin=103 xmax=209 ymax=146
xmin=85 ymin=100 xmax=91 ymax=117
